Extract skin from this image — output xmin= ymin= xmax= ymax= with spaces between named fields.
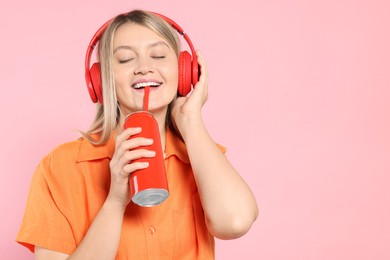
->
xmin=35 ymin=22 xmax=258 ymax=260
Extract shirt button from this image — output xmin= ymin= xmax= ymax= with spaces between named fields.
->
xmin=149 ymin=226 xmax=156 ymax=235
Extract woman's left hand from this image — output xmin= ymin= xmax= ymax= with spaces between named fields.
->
xmin=171 ymin=50 xmax=208 ymax=134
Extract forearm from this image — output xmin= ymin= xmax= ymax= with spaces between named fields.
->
xmin=68 ymin=200 xmax=125 ymax=260
xmin=181 ymin=116 xmax=259 ymax=239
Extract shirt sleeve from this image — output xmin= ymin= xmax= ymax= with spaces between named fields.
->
xmin=16 ymin=154 xmax=76 ymax=254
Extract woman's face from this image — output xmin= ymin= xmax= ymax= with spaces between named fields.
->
xmin=113 ymin=22 xmax=178 ymax=116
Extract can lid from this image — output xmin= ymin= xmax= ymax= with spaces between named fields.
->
xmin=124 ymin=111 xmax=154 ymax=122
xmin=132 ymin=188 xmax=169 ymax=207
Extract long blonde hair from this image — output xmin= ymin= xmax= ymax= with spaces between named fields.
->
xmin=82 ymin=10 xmax=181 ymax=145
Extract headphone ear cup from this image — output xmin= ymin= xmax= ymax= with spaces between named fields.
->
xmin=192 ymin=56 xmax=199 ymax=87
xmin=178 ymin=51 xmax=192 ymax=96
xmin=90 ymin=62 xmax=104 ymax=104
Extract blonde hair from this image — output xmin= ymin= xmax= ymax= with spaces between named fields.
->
xmin=82 ymin=10 xmax=181 ymax=145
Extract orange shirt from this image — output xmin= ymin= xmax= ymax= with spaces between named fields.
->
xmin=16 ymin=129 xmax=225 ymax=259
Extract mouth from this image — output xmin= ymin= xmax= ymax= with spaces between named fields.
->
xmin=131 ymin=81 xmax=162 ymax=89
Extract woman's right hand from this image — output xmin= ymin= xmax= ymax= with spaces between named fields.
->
xmin=106 ymin=127 xmax=155 ymax=211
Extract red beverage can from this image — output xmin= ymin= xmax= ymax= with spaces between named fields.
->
xmin=123 ymin=111 xmax=169 ymax=207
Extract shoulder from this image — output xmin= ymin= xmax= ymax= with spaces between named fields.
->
xmin=34 ymin=138 xmax=85 ymax=180
xmin=43 ymin=133 xmax=114 ymax=164
xmin=37 ymin=134 xmax=114 ymax=178
xmin=44 ymin=138 xmax=84 ymax=164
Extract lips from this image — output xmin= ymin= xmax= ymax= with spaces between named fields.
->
xmin=131 ymin=81 xmax=162 ymax=89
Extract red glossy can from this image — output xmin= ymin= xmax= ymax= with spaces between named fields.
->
xmin=123 ymin=111 xmax=169 ymax=207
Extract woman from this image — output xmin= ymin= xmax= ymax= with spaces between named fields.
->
xmin=16 ymin=10 xmax=258 ymax=259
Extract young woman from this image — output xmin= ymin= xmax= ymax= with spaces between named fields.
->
xmin=17 ymin=10 xmax=258 ymax=259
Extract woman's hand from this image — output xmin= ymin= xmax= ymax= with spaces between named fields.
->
xmin=106 ymin=127 xmax=155 ymax=211
xmin=171 ymin=50 xmax=208 ymax=135
xmin=171 ymin=51 xmax=258 ymax=239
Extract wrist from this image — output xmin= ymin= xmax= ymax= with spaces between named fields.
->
xmin=103 ymin=196 xmax=128 ymax=215
xmin=177 ymin=115 xmax=205 ymax=141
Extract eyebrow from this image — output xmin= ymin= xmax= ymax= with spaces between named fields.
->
xmin=113 ymin=41 xmax=171 ymax=53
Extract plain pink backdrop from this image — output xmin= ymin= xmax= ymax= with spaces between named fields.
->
xmin=1 ymin=0 xmax=389 ymax=259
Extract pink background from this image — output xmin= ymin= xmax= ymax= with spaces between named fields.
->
xmin=1 ymin=0 xmax=389 ymax=259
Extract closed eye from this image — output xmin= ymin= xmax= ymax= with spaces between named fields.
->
xmin=118 ymin=58 xmax=134 ymax=64
xmin=152 ymin=56 xmax=165 ymax=59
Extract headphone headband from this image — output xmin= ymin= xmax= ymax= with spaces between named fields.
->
xmin=85 ymin=11 xmax=198 ymax=103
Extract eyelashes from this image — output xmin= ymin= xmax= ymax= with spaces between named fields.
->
xmin=118 ymin=58 xmax=134 ymax=64
xmin=118 ymin=56 xmax=166 ymax=64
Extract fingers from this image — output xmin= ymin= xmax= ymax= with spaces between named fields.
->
xmin=196 ymin=50 xmax=208 ymax=77
xmin=117 ymin=149 xmax=155 ymax=177
xmin=114 ymin=127 xmax=142 ymax=150
xmin=106 ymin=127 xmax=156 ymax=208
xmin=192 ymin=50 xmax=208 ymax=104
xmin=110 ymin=127 xmax=156 ymax=179
xmin=171 ymin=50 xmax=209 ymax=128
xmin=122 ymin=159 xmax=149 ymax=174
xmin=196 ymin=50 xmax=208 ymax=89
xmin=114 ymin=128 xmax=153 ymax=160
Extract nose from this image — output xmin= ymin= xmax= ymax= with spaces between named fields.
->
xmin=134 ymin=57 xmax=153 ymax=75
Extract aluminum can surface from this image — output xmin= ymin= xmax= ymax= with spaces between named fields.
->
xmin=123 ymin=111 xmax=169 ymax=206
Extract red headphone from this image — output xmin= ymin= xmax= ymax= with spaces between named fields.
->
xmin=85 ymin=12 xmax=199 ymax=104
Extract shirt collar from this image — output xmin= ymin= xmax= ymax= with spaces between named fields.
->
xmin=165 ymin=129 xmax=190 ymax=164
xmin=76 ymin=129 xmax=190 ymax=164
xmin=76 ymin=134 xmax=115 ymax=162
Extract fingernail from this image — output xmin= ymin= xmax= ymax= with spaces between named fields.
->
xmin=147 ymin=151 xmax=156 ymax=156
